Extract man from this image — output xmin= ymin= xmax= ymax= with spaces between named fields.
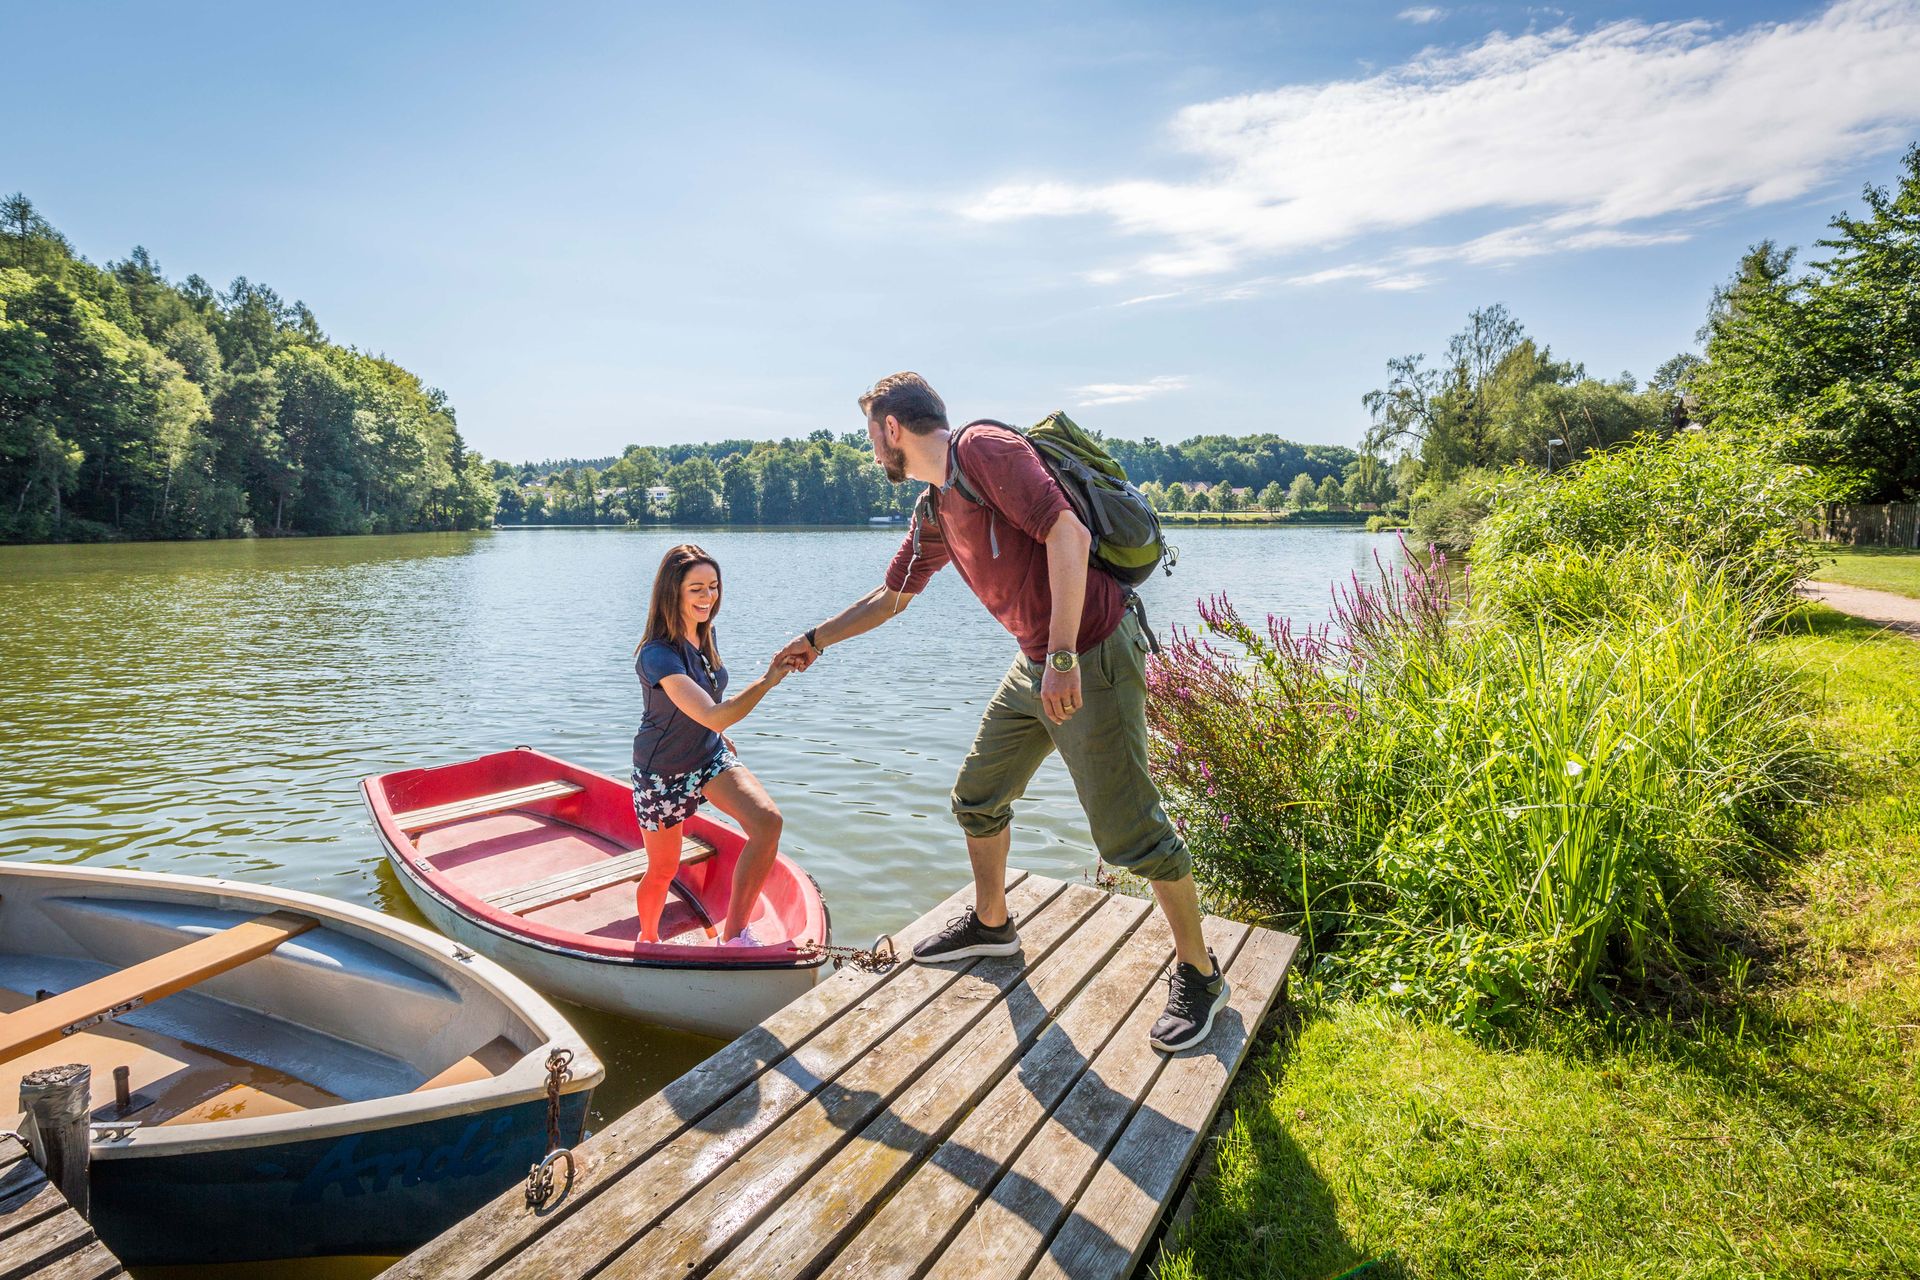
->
xmin=777 ymin=372 xmax=1228 ymax=1052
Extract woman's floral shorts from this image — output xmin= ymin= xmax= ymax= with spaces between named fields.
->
xmin=631 ymin=746 xmax=739 ymax=832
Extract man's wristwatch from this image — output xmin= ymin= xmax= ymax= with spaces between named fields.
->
xmin=805 ymin=627 xmax=824 ymax=655
xmin=1047 ymin=650 xmax=1078 ymax=673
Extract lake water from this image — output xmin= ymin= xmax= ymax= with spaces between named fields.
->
xmin=0 ymin=523 xmax=1395 ymax=1267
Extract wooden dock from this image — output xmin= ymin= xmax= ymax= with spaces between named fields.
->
xmin=0 ymin=1136 xmax=124 ymax=1280
xmin=385 ymin=872 xmax=1298 ymax=1280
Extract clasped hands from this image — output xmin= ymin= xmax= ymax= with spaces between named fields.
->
xmin=763 ymin=634 xmax=820 ymax=683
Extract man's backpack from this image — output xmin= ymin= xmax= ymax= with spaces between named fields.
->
xmin=943 ymin=413 xmax=1175 ymax=588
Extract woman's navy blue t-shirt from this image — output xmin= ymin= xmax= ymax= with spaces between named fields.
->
xmin=633 ymin=637 xmax=730 ymax=775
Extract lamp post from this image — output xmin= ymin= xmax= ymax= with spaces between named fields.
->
xmin=1546 ymin=437 xmax=1565 ymax=473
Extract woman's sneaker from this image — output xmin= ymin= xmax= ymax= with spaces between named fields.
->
xmin=911 ymin=909 xmax=1021 ymax=962
xmin=1149 ymin=950 xmax=1230 ymax=1052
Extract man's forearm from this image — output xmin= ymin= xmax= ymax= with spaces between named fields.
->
xmin=1045 ymin=513 xmax=1091 ymax=654
xmin=814 ymin=586 xmax=913 ymax=649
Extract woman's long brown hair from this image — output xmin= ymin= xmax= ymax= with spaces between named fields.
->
xmin=639 ymin=543 xmax=723 ymax=672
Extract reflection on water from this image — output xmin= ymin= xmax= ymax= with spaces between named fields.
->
xmin=0 ymin=524 xmax=1398 ymax=1277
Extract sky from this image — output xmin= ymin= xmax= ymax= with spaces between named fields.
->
xmin=8 ymin=0 xmax=1920 ymax=462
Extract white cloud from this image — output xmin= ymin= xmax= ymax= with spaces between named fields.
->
xmin=1399 ymin=6 xmax=1448 ymax=23
xmin=1370 ymin=272 xmax=1437 ymax=291
xmin=962 ymin=0 xmax=1920 ymax=282
xmin=1072 ymin=375 xmax=1190 ymax=406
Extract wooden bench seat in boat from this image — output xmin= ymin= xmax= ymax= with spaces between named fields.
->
xmin=0 ymin=911 xmax=318 ymax=1062
xmin=392 ymin=781 xmax=584 ymax=834
xmin=482 ymin=836 xmax=718 ymax=917
xmin=412 ymin=1035 xmax=523 ymax=1092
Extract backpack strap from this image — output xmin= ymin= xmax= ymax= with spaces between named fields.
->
xmin=943 ymin=419 xmax=1005 ymax=509
xmin=942 ymin=419 xmax=1014 ymax=558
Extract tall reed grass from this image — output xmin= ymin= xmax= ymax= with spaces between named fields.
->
xmin=1148 ymin=544 xmax=1827 ymax=1031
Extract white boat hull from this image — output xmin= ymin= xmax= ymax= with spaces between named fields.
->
xmin=388 ymin=854 xmax=818 ymax=1039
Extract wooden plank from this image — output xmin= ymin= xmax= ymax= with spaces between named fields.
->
xmin=0 ymin=911 xmax=317 ymax=1062
xmin=382 ymin=871 xmax=1037 ymax=1280
xmin=1027 ymin=926 xmax=1299 ymax=1280
xmin=708 ymin=891 xmax=1156 ymax=1280
xmin=0 ymin=1144 xmax=52 ymax=1227
xmin=24 ymin=1239 xmax=122 ymax=1280
xmin=922 ymin=915 xmax=1254 ymax=1280
xmin=0 ymin=1135 xmax=123 ymax=1280
xmin=0 ymin=1184 xmax=94 ymax=1280
xmin=492 ymin=878 xmax=1099 ymax=1280
xmin=393 ymin=781 xmax=583 ymax=833
xmin=817 ymin=913 xmax=1178 ymax=1280
xmin=486 ymin=836 xmax=717 ymax=915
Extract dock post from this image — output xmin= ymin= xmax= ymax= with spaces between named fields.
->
xmin=19 ymin=1062 xmax=92 ymax=1219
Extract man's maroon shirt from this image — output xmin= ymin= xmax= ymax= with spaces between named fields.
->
xmin=885 ymin=422 xmax=1125 ymax=661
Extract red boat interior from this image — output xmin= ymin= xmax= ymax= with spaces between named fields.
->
xmin=367 ymin=750 xmax=827 ymax=965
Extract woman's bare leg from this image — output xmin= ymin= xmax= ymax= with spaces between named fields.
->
xmin=703 ymin=766 xmax=783 ymax=941
xmin=634 ymin=823 xmax=684 ymax=943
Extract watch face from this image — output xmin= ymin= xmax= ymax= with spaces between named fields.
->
xmin=1050 ymin=652 xmax=1075 ymax=672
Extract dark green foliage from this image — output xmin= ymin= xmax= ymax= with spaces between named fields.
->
xmin=0 ymin=194 xmax=495 ymax=542
xmin=1692 ymin=146 xmax=1920 ymax=501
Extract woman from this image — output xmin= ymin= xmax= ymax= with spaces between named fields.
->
xmin=632 ymin=543 xmax=791 ymax=946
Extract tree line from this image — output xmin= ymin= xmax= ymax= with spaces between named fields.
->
xmin=0 ymin=195 xmax=496 ymax=543
xmin=501 ymin=428 xmax=1362 ymax=526
xmin=497 ymin=433 xmax=915 ymax=525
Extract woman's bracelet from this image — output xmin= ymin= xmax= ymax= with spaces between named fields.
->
xmin=805 ymin=627 xmax=824 ymax=655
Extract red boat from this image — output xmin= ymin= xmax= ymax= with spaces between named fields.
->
xmin=363 ymin=747 xmax=829 ymax=1038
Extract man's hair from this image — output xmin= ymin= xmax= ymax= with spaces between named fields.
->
xmin=859 ymin=372 xmax=948 ymax=435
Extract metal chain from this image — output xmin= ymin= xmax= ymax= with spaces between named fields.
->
xmin=792 ymin=934 xmax=899 ymax=974
xmin=524 ymin=1049 xmax=575 ymax=1210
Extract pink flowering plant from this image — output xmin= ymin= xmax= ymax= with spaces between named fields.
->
xmin=1148 ymin=538 xmax=1826 ymax=1033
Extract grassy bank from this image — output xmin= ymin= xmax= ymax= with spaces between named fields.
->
xmin=1156 ymin=608 xmax=1920 ymax=1278
xmin=1812 ymin=545 xmax=1920 ymax=599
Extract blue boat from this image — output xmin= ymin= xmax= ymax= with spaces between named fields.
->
xmin=0 ymin=861 xmax=603 ymax=1266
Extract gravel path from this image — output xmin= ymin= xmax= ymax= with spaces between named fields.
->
xmin=1803 ymin=580 xmax=1920 ymax=638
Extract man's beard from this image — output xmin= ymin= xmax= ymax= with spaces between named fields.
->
xmin=878 ymin=441 xmax=907 ymax=484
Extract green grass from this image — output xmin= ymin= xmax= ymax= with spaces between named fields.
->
xmin=1810 ymin=545 xmax=1920 ymax=599
xmin=1155 ymin=608 xmax=1920 ymax=1279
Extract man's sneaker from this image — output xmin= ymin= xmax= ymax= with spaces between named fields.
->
xmin=1149 ymin=950 xmax=1230 ymax=1052
xmin=911 ymin=909 xmax=1021 ymax=962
